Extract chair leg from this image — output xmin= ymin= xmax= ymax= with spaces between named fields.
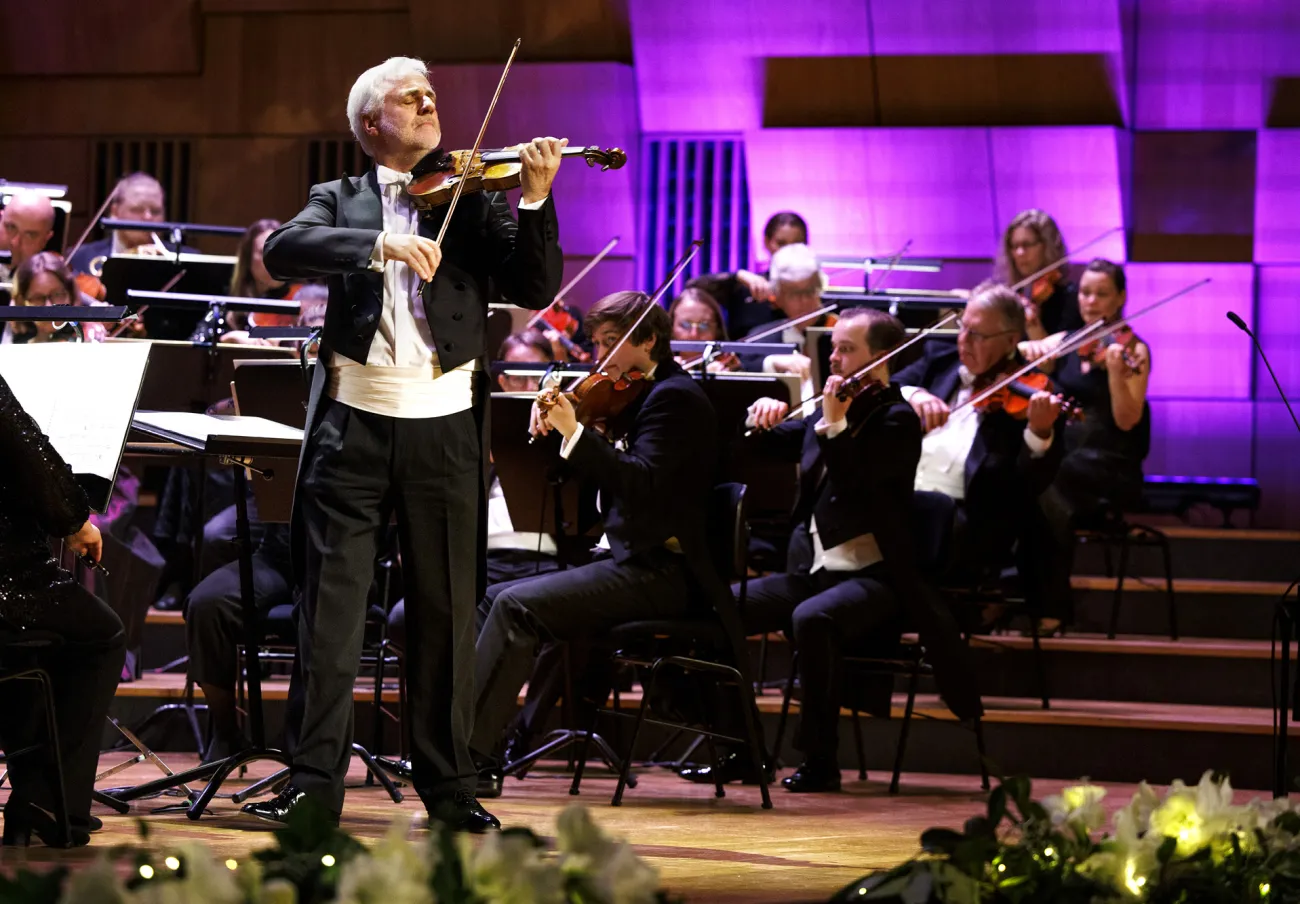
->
xmin=732 ymin=671 xmax=773 ymax=810
xmin=756 ymin=633 xmax=769 ymax=696
xmin=1028 ymin=618 xmax=1050 ymax=710
xmin=32 ymin=671 xmax=72 ymax=846
xmin=702 ymin=735 xmax=726 ymax=799
xmin=1108 ymin=533 xmax=1131 ymax=640
xmin=973 ymin=716 xmax=990 ymax=791
xmin=851 ymin=709 xmax=867 ymax=781
xmin=612 ymin=666 xmax=656 ymax=807
xmin=1158 ymin=531 xmax=1178 ymax=641
xmin=889 ymin=667 xmax=920 ymax=795
xmin=772 ymin=651 xmax=797 ymax=765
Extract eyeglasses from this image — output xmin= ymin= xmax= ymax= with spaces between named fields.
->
xmin=957 ymin=319 xmax=1016 ymax=342
xmin=23 ymin=289 xmax=70 ymax=306
xmin=1010 ymin=239 xmax=1043 ymax=252
xmin=675 ymin=320 xmax=716 ymax=333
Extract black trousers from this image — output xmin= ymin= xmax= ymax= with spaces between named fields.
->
xmin=743 ymin=564 xmax=898 ymax=762
xmin=472 ymin=548 xmax=695 ymax=755
xmin=0 ymin=585 xmax=124 ymax=821
xmin=183 ymin=553 xmax=292 ymax=691
xmin=288 ymin=400 xmax=480 ymax=811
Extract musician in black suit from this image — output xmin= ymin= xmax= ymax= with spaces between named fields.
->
xmin=472 ymin=291 xmax=737 ymax=791
xmin=891 ymin=282 xmax=1065 ymax=587
xmin=240 ymin=57 xmax=564 ymax=832
xmin=682 ymin=309 xmax=981 ymax=792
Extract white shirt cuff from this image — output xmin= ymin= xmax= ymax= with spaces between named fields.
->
xmin=1023 ymin=425 xmax=1053 ymax=457
xmin=369 ymin=231 xmax=387 ymax=271
xmin=900 ymin=385 xmax=920 ymax=402
xmin=559 ymin=422 xmax=584 ymax=459
xmin=815 ymin=417 xmax=848 ymax=438
xmin=518 ymin=195 xmax=548 ymax=211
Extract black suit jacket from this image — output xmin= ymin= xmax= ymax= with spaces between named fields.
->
xmin=264 ymin=173 xmax=563 ymax=590
xmin=892 ymin=339 xmax=1063 ymax=569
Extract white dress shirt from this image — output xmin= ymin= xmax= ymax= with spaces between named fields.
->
xmin=905 ymin=367 xmax=1051 ymax=500
xmin=327 ymin=165 xmax=545 ymax=419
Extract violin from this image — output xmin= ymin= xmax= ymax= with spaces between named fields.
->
xmin=1076 ymin=322 xmax=1143 ymax=374
xmin=835 ymin=377 xmax=904 ymax=430
xmin=75 ymin=272 xmax=107 ymax=303
xmin=537 ymin=366 xmax=649 ymax=439
xmin=533 ymin=300 xmax=591 ymax=363
xmin=408 ymin=145 xmax=626 ymax=212
xmin=972 ymin=369 xmax=1082 ymax=421
xmin=246 ymin=283 xmax=304 ymax=330
xmin=1026 ymin=268 xmax=1061 ymax=306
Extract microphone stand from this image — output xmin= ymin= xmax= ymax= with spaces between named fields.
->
xmin=1228 ymin=312 xmax=1300 ymax=798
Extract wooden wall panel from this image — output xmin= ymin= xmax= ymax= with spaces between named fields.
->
xmin=193 ymin=139 xmax=306 ymax=240
xmin=0 ymin=0 xmax=202 ymax=76
xmin=410 ymin=0 xmax=631 ymax=63
xmin=202 ymin=0 xmax=405 ymax=12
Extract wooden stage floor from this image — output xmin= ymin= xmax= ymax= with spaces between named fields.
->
xmin=0 ymin=755 xmax=1254 ymax=903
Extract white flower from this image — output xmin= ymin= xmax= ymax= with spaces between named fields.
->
xmin=556 ymin=806 xmax=660 ymax=904
xmin=128 ymin=845 xmax=246 ymax=904
xmin=59 ymin=858 xmax=127 ymax=904
xmin=258 ymin=878 xmax=298 ymax=904
xmin=336 ymin=817 xmax=435 ymax=904
xmin=459 ymin=829 xmax=564 ymax=904
xmin=1044 ymin=784 xmax=1107 ymax=832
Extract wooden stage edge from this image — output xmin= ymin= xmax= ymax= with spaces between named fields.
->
xmin=0 ymin=756 xmax=1280 ymax=903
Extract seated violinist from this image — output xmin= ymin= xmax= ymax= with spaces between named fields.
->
xmin=669 ymin=287 xmax=739 ymax=372
xmin=997 ymin=209 xmax=1081 ymax=340
xmin=695 ymin=309 xmax=923 ymax=792
xmin=1 ymin=191 xmax=55 ymax=279
xmin=7 ymin=253 xmax=101 ymax=344
xmin=735 ymin=242 xmax=832 ymax=378
xmin=193 ymin=218 xmax=301 ymax=344
xmin=689 ymin=211 xmax=807 ymax=338
xmin=471 ymin=291 xmax=728 ymax=797
xmin=67 ymin=172 xmax=168 ymax=275
xmin=891 ymin=282 xmax=1065 ymax=592
xmin=1026 ymin=259 xmax=1151 ymax=627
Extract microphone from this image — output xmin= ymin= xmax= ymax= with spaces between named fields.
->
xmin=1227 ymin=311 xmax=1300 ymax=436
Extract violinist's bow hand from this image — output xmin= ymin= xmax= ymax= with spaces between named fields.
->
xmin=520 ymin=137 xmax=568 ymax=205
xmin=529 ymin=396 xmax=552 ymax=437
xmin=908 ymin=389 xmax=950 ymax=433
xmin=747 ymin=397 xmax=789 ymax=432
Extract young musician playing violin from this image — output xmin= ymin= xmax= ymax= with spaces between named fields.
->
xmin=996 ymin=209 xmax=1082 ymax=340
xmin=893 ymin=283 xmax=1066 ymax=594
xmin=471 ymin=291 xmax=727 ymax=796
xmin=243 ymin=56 xmax=565 ymax=832
xmin=1028 ymin=259 xmax=1151 ymax=627
xmin=700 ymin=309 xmax=923 ymax=792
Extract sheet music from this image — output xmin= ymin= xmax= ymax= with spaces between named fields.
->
xmin=133 ymin=410 xmax=303 ymax=443
xmin=0 ymin=342 xmax=150 ymax=508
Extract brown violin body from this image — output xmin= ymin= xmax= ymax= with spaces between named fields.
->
xmin=538 ymin=368 xmax=649 ymax=438
xmin=1077 ymin=323 xmax=1142 ymax=374
xmin=973 ymin=369 xmax=1082 ymax=421
xmin=1027 ymin=269 xmax=1061 ymax=305
xmin=408 ymin=145 xmax=626 ymax=212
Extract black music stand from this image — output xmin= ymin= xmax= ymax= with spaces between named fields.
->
xmin=101 ymin=257 xmax=236 ymax=338
xmin=100 ymin=412 xmax=300 ymax=819
xmin=488 ymin=393 xmax=630 ymax=781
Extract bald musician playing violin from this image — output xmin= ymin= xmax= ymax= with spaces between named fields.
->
xmin=472 ymin=291 xmax=732 ymax=797
xmin=892 ymin=282 xmax=1066 ymax=606
xmin=245 ymin=56 xmax=565 ymax=832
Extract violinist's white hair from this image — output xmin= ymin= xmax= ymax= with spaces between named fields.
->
xmin=769 ymin=242 xmax=821 ymax=293
xmin=347 ymin=57 xmax=430 ymax=155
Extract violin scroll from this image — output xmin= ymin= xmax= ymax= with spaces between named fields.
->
xmin=579 ymin=147 xmax=627 ymax=172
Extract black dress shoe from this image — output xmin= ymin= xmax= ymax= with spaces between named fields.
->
xmin=154 ymin=584 xmax=185 ymax=612
xmin=426 ymin=789 xmax=500 ymax=834
xmin=781 ymin=761 xmax=842 ymax=793
xmin=375 ymin=756 xmax=413 ymax=781
xmin=2 ymin=802 xmax=90 ymax=848
xmin=240 ymin=784 xmax=337 ymax=826
xmin=476 ymin=763 xmax=503 ymax=799
xmin=72 ymin=815 xmax=104 ymax=833
xmin=678 ymin=751 xmax=774 ymax=786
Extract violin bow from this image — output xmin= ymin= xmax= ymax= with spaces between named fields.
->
xmin=745 ymin=311 xmax=959 ymax=435
xmin=567 ymin=239 xmax=705 ymax=391
xmin=1009 ymin=226 xmax=1124 ymax=294
xmin=525 ymin=234 xmax=620 ymax=331
xmin=64 ymin=185 xmax=119 ymax=262
xmin=866 ymin=238 xmax=913 ymax=293
xmin=681 ymin=301 xmax=839 ymax=372
xmin=952 ymin=277 xmax=1211 ymax=416
xmin=432 ymin=38 xmax=521 ymax=250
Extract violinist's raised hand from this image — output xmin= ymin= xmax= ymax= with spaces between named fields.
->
xmin=736 ymin=268 xmax=774 ymax=302
xmin=519 ymin=137 xmax=568 ymax=205
xmin=765 ymin=353 xmax=812 ymax=381
xmin=542 ymin=390 xmax=579 ymax=439
xmin=1027 ymin=391 xmax=1063 ymax=441
xmin=821 ymin=375 xmax=849 ymax=425
xmin=529 ymin=396 xmax=552 ymax=437
xmin=908 ymin=388 xmax=950 ymax=433
xmin=747 ymin=397 xmax=789 ymax=432
xmin=383 ymin=233 xmax=443 ymax=282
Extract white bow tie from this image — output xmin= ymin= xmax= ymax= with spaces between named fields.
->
xmin=377 ymin=168 xmax=412 ymax=188
xmin=958 ymin=366 xmax=976 ymax=387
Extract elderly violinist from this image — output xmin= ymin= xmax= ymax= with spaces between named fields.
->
xmin=240 ymin=56 xmax=564 ymax=833
xmin=472 ymin=291 xmax=727 ymax=798
xmin=891 ymin=282 xmax=1065 ymax=619
xmin=66 ymin=172 xmax=169 ymax=276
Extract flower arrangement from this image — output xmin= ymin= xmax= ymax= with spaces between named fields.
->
xmin=0 ymin=800 xmax=674 ymax=904
xmin=834 ymin=771 xmax=1300 ymax=903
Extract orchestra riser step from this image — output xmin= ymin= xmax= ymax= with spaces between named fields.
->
xmin=1069 ymin=576 xmax=1293 ymax=639
xmin=1073 ymin=527 xmax=1300 ymax=584
xmin=104 ymin=676 xmax=1296 ymax=792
